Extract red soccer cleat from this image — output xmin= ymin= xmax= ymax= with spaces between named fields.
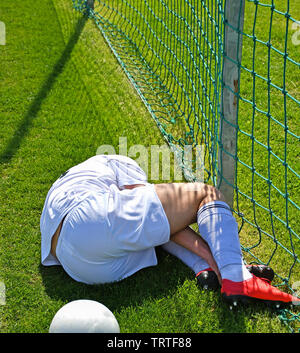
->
xmin=221 ymin=275 xmax=300 ymax=308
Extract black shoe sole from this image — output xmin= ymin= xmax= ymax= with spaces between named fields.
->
xmin=196 ymin=270 xmax=220 ymax=291
xmin=221 ymin=293 xmax=291 ymax=310
xmin=246 ymin=265 xmax=274 ymax=282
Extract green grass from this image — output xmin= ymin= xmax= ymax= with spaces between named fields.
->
xmin=0 ymin=0 xmax=298 ymax=333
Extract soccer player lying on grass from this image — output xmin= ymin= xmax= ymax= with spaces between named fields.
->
xmin=40 ymin=154 xmax=299 ymax=308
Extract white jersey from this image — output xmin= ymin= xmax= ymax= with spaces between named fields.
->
xmin=40 ymin=155 xmax=148 ymax=266
xmin=40 ymin=155 xmax=170 ymax=284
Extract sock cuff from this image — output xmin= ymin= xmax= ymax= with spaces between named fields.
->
xmin=197 ymin=201 xmax=232 ymax=221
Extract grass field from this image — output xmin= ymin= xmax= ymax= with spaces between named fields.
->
xmin=0 ymin=0 xmax=299 ymax=333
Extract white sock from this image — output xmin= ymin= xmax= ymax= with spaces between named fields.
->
xmin=161 ymin=240 xmax=209 ymax=275
xmin=221 ymin=264 xmax=253 ymax=282
xmin=197 ymin=201 xmax=252 ymax=282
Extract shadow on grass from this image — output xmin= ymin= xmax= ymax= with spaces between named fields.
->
xmin=39 ymin=247 xmax=266 ymax=333
xmin=40 ymin=247 xmax=190 ymax=311
xmin=0 ymin=15 xmax=88 ymax=164
xmin=41 ymin=245 xmax=289 ymax=333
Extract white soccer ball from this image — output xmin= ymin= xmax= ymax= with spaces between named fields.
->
xmin=49 ymin=299 xmax=120 ymax=333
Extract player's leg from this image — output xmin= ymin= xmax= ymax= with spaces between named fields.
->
xmin=161 ymin=226 xmax=220 ymax=283
xmin=155 ymin=182 xmax=300 ymax=306
xmin=154 ymin=182 xmax=225 ymax=235
xmin=161 ymin=226 xmax=274 ymax=291
xmin=155 ymin=182 xmax=251 ymax=284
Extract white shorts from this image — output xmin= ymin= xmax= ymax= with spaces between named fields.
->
xmin=55 ymin=183 xmax=170 ymax=284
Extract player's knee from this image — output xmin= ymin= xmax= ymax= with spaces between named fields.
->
xmin=199 ymin=185 xmax=226 ymax=208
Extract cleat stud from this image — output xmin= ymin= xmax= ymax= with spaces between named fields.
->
xmin=203 ymin=285 xmax=208 ymax=290
xmin=233 ymin=301 xmax=238 ymax=306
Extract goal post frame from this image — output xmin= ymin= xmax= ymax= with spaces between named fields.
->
xmin=217 ymin=0 xmax=245 ymax=208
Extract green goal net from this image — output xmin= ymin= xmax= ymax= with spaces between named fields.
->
xmin=73 ymin=0 xmax=300 ymax=331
